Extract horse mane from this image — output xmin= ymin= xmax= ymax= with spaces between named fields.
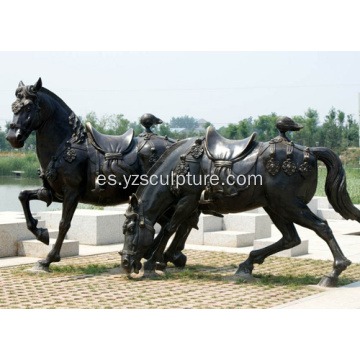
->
xmin=136 ymin=138 xmax=190 ymax=198
xmin=39 ymin=87 xmax=73 ymax=114
xmin=39 ymin=87 xmax=86 ymax=143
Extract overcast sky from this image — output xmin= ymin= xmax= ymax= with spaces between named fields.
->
xmin=1 ymin=51 xmax=360 ymax=130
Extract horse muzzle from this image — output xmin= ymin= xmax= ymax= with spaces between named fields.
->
xmin=120 ymin=253 xmax=142 ymax=274
xmin=6 ymin=129 xmax=25 ymax=148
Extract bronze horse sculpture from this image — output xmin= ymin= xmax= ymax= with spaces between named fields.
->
xmin=6 ymin=78 xmax=191 ymax=271
xmin=121 ymin=122 xmax=360 ymax=287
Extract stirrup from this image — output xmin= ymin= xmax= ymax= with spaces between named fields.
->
xmin=199 ymin=190 xmax=212 ymax=204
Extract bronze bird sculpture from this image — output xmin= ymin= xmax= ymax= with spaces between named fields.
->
xmin=276 ymin=116 xmax=303 ymax=140
xmin=140 ymin=113 xmax=163 ymax=133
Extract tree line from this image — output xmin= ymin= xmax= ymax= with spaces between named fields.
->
xmin=0 ymin=107 xmax=358 ymax=156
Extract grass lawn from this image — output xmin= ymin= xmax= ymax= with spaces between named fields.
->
xmin=315 ymin=166 xmax=360 ymax=204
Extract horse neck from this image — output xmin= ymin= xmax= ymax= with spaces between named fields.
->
xmin=35 ymin=93 xmax=73 ymax=170
xmin=139 ymin=139 xmax=194 ymax=224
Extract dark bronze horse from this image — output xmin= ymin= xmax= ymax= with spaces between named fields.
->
xmin=120 ymin=126 xmax=360 ymax=287
xmin=6 ymin=78 xmax=189 ymax=271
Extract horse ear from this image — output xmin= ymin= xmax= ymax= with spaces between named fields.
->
xmin=18 ymin=81 xmax=25 ymax=87
xmin=130 ymin=194 xmax=139 ymax=209
xmin=33 ymin=78 xmax=42 ymax=92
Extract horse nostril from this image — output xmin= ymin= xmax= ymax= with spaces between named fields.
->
xmin=123 ymin=258 xmax=129 ymax=267
xmin=16 ymin=132 xmax=22 ymax=141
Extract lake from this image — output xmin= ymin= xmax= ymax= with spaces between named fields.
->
xmin=0 ymin=176 xmax=61 ymax=212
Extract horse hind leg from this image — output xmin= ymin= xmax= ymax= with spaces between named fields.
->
xmin=236 ymin=207 xmax=301 ymax=282
xmin=285 ymin=203 xmax=351 ymax=287
xmin=18 ymin=188 xmax=52 ymax=245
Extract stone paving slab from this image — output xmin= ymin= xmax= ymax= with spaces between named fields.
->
xmin=0 ymin=250 xmax=359 ymax=309
xmin=273 ymin=281 xmax=360 ymax=309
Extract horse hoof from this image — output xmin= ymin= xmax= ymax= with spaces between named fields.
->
xmin=24 ymin=262 xmax=52 ymax=274
xmin=155 ymin=262 xmax=167 ymax=271
xmin=37 ymin=228 xmax=49 ymax=245
xmin=172 ymin=253 xmax=187 ymax=268
xmin=144 ymin=260 xmax=156 ymax=272
xmin=229 ymin=271 xmax=260 ymax=283
xmin=318 ymin=275 xmax=338 ymax=287
xmin=143 ymin=270 xmax=162 ymax=279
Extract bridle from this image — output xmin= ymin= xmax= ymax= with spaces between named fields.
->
xmin=11 ymin=97 xmax=42 ymax=137
xmin=119 ymin=200 xmax=155 ymax=257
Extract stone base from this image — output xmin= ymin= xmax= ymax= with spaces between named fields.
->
xmin=186 ymin=214 xmax=223 ymax=245
xmin=0 ymin=213 xmax=46 ymax=258
xmin=223 ymin=213 xmax=272 ymax=239
xmin=204 ymin=231 xmax=254 ymax=247
xmin=317 ymin=208 xmax=343 ymax=220
xmin=39 ymin=210 xmax=125 ymax=245
xmin=253 ymin=239 xmax=309 ymax=257
xmin=18 ymin=239 xmax=79 ymax=258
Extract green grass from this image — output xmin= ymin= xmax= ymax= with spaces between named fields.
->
xmin=50 ymin=263 xmax=121 ymax=275
xmin=315 ymin=166 xmax=360 ymax=204
xmin=0 ymin=153 xmax=40 ymax=178
xmin=15 ymin=263 xmax=121 ymax=276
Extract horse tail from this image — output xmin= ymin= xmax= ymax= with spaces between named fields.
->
xmin=311 ymin=147 xmax=360 ymax=221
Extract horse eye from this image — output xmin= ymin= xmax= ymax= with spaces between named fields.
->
xmin=26 ymin=106 xmax=31 ymax=113
xmin=10 ymin=123 xmax=15 ymax=129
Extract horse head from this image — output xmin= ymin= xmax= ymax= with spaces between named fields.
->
xmin=7 ymin=78 xmax=43 ymax=148
xmin=120 ymin=193 xmax=155 ymax=274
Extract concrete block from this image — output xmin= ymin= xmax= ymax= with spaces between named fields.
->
xmin=317 ymin=208 xmax=343 ymax=220
xmin=245 ymin=208 xmax=267 ymax=215
xmin=223 ymin=213 xmax=271 ymax=239
xmin=0 ymin=214 xmax=46 ymax=257
xmin=316 ymin=196 xmax=331 ymax=209
xmin=253 ymin=239 xmax=309 ymax=257
xmin=307 ymin=197 xmax=319 ymax=214
xmin=18 ymin=238 xmax=79 ymax=258
xmin=186 ymin=214 xmax=223 ymax=245
xmin=39 ymin=210 xmax=125 ymax=245
xmin=204 ymin=231 xmax=254 ymax=247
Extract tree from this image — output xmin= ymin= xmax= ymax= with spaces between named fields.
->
xmin=85 ymin=112 xmax=130 ymax=135
xmin=237 ymin=118 xmax=252 ymax=139
xmin=157 ymin=123 xmax=172 ymax=137
xmin=344 ymin=114 xmax=359 ymax=147
xmin=129 ymin=121 xmax=143 ymax=136
xmin=322 ymin=107 xmax=341 ymax=151
xmin=253 ymin=113 xmax=278 ymax=141
xmin=105 ymin=114 xmax=130 ymax=135
xmin=170 ymin=115 xmax=198 ymax=130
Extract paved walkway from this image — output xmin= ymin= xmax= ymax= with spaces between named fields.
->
xmin=1 ymin=218 xmax=360 ymax=308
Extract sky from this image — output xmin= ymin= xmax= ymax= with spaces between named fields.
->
xmin=1 ymin=51 xmax=360 ymax=130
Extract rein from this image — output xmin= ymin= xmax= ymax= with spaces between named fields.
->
xmin=119 ymin=202 xmax=155 ymax=257
xmin=138 ymin=201 xmax=155 ymax=235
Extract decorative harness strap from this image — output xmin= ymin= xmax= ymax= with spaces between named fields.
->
xmin=265 ymin=136 xmax=313 ymax=177
xmin=170 ymin=137 xmax=204 ymax=196
xmin=138 ymin=200 xmax=156 ymax=235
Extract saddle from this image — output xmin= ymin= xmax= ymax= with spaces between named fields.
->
xmin=201 ymin=126 xmax=259 ymax=202
xmin=86 ymin=123 xmax=134 ymax=155
xmin=86 ymin=123 xmax=138 ymax=191
xmin=205 ymin=126 xmax=257 ymax=162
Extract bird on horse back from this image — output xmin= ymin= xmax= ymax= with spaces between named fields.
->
xmin=121 ymin=117 xmax=360 ymax=287
xmin=6 ymin=78 xmax=187 ymax=272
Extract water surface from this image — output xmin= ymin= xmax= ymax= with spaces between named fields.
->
xmin=0 ymin=176 xmax=61 ymax=212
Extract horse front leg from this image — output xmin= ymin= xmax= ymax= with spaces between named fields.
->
xmin=33 ymin=188 xmax=79 ymax=272
xmin=162 ymin=210 xmax=200 ymax=269
xmin=145 ymin=196 xmax=200 ymax=274
xmin=19 ymin=187 xmax=53 ymax=245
